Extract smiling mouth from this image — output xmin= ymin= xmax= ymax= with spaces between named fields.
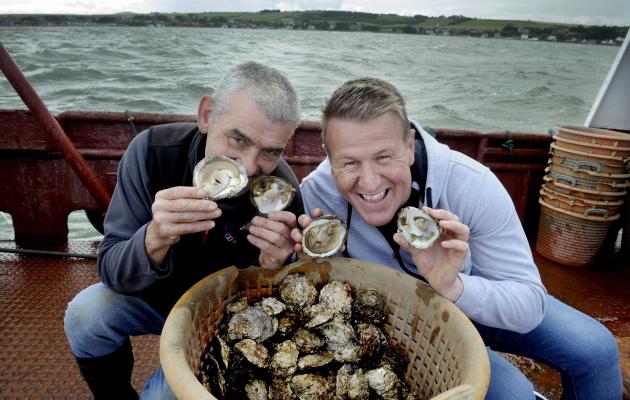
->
xmin=359 ymin=189 xmax=389 ymax=203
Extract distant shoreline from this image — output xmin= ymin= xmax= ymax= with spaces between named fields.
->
xmin=1 ymin=10 xmax=627 ymax=46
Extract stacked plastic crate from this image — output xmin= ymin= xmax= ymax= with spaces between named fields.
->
xmin=536 ymin=126 xmax=630 ymax=267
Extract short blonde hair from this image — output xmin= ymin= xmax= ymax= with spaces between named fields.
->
xmin=321 ymin=78 xmax=410 ymax=147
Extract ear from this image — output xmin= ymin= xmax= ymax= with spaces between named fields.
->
xmin=406 ymin=128 xmax=416 ymax=165
xmin=197 ymin=95 xmax=213 ymax=134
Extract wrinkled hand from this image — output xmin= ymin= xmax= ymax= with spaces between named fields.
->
xmin=393 ymin=207 xmax=468 ymax=302
xmin=146 ymin=186 xmax=222 ymax=265
xmin=247 ymin=211 xmax=297 ymax=270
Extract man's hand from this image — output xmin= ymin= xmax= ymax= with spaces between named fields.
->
xmin=393 ymin=207 xmax=469 ymax=302
xmin=291 ymin=208 xmax=346 ymax=260
xmin=247 ymin=210 xmax=297 ymax=270
xmin=146 ymin=186 xmax=222 ymax=265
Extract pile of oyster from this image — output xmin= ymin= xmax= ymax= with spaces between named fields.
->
xmin=198 ymin=274 xmax=419 ymax=400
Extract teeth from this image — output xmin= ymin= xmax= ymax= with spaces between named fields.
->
xmin=361 ymin=190 xmax=387 ymax=202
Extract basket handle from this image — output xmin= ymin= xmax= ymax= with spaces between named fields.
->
xmin=584 ymin=208 xmax=609 ymax=218
xmin=574 ymin=160 xmax=602 ymax=173
xmin=552 ymin=173 xmax=577 ymax=186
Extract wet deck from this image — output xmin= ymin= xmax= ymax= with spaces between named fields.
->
xmin=0 ymin=239 xmax=627 ymax=399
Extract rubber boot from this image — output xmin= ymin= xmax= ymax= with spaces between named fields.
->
xmin=75 ymin=340 xmax=139 ymax=399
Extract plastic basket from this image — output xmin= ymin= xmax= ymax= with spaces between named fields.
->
xmin=160 ymin=258 xmax=490 ymax=400
xmin=536 ymin=199 xmax=620 ymax=267
xmin=545 ymin=166 xmax=629 ymax=193
xmin=539 ymin=187 xmax=623 ymax=217
xmin=554 ymin=136 xmax=630 ymax=158
xmin=556 ymin=125 xmax=630 ymax=148
xmin=542 ymin=176 xmax=627 ymax=201
xmin=549 ymin=142 xmax=629 ymax=166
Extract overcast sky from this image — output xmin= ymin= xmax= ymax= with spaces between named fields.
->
xmin=1 ymin=0 xmax=629 ymax=26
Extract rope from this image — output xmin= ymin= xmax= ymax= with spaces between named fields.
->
xmin=501 ymin=130 xmax=514 ymax=154
xmin=124 ymin=109 xmax=139 ymax=135
xmin=0 ymin=247 xmax=97 ymax=259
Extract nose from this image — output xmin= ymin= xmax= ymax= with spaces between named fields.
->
xmin=238 ymin=149 xmax=261 ymax=178
xmin=357 ymin=162 xmax=381 ymax=191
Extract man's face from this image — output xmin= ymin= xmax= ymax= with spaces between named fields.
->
xmin=326 ymin=111 xmax=415 ymax=227
xmin=197 ymin=91 xmax=294 ymax=178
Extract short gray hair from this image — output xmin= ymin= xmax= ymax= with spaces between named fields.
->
xmin=212 ymin=62 xmax=301 ymax=129
xmin=321 ymin=77 xmax=409 ymax=147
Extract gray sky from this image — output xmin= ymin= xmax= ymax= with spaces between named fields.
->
xmin=1 ymin=0 xmax=629 ymax=26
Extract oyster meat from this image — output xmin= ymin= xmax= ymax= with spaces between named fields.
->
xmin=397 ymin=206 xmax=441 ymax=249
xmin=302 ymin=215 xmax=348 ymax=258
xmin=250 ymin=176 xmax=296 ymax=214
xmin=193 ymin=155 xmax=248 ymax=200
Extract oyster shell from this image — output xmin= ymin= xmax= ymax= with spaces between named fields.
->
xmin=356 ymin=324 xmax=388 ymax=361
xmin=228 ymin=307 xmax=276 ymax=342
xmin=276 ymin=311 xmax=300 ymax=338
xmin=302 ymin=215 xmax=348 ymax=258
xmin=293 ymin=328 xmax=326 ymax=354
xmin=193 ymin=155 xmax=248 ymax=200
xmin=319 ymin=281 xmax=353 ymax=320
xmin=290 ymin=374 xmax=335 ymax=400
xmin=352 ymin=288 xmax=386 ymax=325
xmin=270 ymin=340 xmax=299 ymax=377
xmin=297 ymin=352 xmax=334 ymax=370
xmin=257 ymin=297 xmax=287 ymax=316
xmin=250 ymin=176 xmax=296 ymax=214
xmin=366 ymin=367 xmax=401 ymax=400
xmin=268 ymin=377 xmax=293 ymax=400
xmin=318 ymin=317 xmax=356 ymax=352
xmin=279 ymin=273 xmax=318 ymax=309
xmin=397 ymin=206 xmax=441 ymax=249
xmin=226 ymin=297 xmax=249 ymax=314
xmin=303 ymin=303 xmax=334 ymax=329
xmin=235 ymin=338 xmax=270 ymax=368
xmin=245 ymin=379 xmax=268 ymax=400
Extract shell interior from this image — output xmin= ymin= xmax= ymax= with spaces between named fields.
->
xmin=193 ymin=156 xmax=248 ymax=200
xmin=397 ymin=207 xmax=440 ymax=249
xmin=250 ymin=176 xmax=296 ymax=214
xmin=301 ymin=215 xmax=348 ymax=258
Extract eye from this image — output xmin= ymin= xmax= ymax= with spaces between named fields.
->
xmin=376 ymin=155 xmax=391 ymax=162
xmin=262 ymin=150 xmax=282 ymax=160
xmin=344 ymin=160 xmax=358 ymax=168
xmin=229 ymin=136 xmax=246 ymax=146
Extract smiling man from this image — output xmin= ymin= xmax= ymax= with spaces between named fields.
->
xmin=64 ymin=62 xmax=304 ymax=399
xmin=295 ymin=78 xmax=622 ymax=399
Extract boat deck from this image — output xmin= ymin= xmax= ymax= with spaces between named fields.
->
xmin=0 ymin=239 xmax=628 ymax=399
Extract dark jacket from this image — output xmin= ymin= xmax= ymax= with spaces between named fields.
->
xmin=97 ymin=123 xmax=304 ymax=316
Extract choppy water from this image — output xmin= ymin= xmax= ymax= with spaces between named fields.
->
xmin=0 ymin=27 xmax=620 ymax=240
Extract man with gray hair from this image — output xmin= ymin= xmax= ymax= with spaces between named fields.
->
xmin=64 ymin=61 xmax=304 ymax=399
xmin=293 ymin=77 xmax=621 ymax=399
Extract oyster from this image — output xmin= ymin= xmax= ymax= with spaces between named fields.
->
xmin=336 ymin=366 xmax=370 ymax=400
xmin=397 ymin=206 xmax=441 ymax=250
xmin=366 ymin=367 xmax=401 ymax=400
xmin=226 ymin=297 xmax=249 ymax=314
xmin=352 ymin=288 xmax=386 ymax=325
xmin=268 ymin=377 xmax=294 ymax=400
xmin=297 ymin=352 xmax=334 ymax=370
xmin=303 ymin=303 xmax=335 ymax=329
xmin=356 ymin=324 xmax=388 ymax=361
xmin=199 ymin=350 xmax=225 ymax=398
xmin=293 ymin=328 xmax=326 ymax=354
xmin=302 ymin=215 xmax=348 ymax=258
xmin=228 ymin=307 xmax=276 ymax=342
xmin=245 ymin=379 xmax=268 ymax=400
xmin=193 ymin=155 xmax=248 ymax=200
xmin=257 ymin=297 xmax=287 ymax=316
xmin=235 ymin=338 xmax=270 ymax=368
xmin=290 ymin=374 xmax=336 ymax=400
xmin=276 ymin=311 xmax=300 ymax=338
xmin=279 ymin=273 xmax=318 ymax=309
xmin=319 ymin=281 xmax=353 ymax=319
xmin=334 ymin=344 xmax=364 ymax=364
xmin=270 ymin=340 xmax=299 ymax=378
xmin=319 ymin=318 xmax=356 ymax=352
xmin=250 ymin=176 xmax=296 ymax=214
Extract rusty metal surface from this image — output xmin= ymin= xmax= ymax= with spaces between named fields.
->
xmin=0 ymin=45 xmax=111 ymax=212
xmin=0 ymin=239 xmax=627 ymax=398
xmin=0 ymin=240 xmax=159 ymax=398
xmin=0 ymin=109 xmax=551 ymax=243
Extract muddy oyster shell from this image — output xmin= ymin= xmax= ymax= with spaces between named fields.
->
xmin=302 ymin=215 xmax=348 ymax=258
xmin=297 ymin=352 xmax=335 ymax=370
xmin=245 ymin=379 xmax=268 ymax=400
xmin=397 ymin=206 xmax=441 ymax=250
xmin=228 ymin=307 xmax=276 ymax=342
xmin=319 ymin=281 xmax=353 ymax=319
xmin=234 ymin=338 xmax=270 ymax=368
xmin=250 ymin=175 xmax=296 ymax=214
xmin=293 ymin=328 xmax=326 ymax=354
xmin=352 ymin=288 xmax=386 ymax=325
xmin=290 ymin=374 xmax=336 ymax=400
xmin=366 ymin=367 xmax=401 ymax=400
xmin=270 ymin=340 xmax=299 ymax=377
xmin=193 ymin=155 xmax=248 ymax=200
xmin=279 ymin=273 xmax=318 ymax=309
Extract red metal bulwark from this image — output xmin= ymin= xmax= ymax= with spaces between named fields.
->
xmin=0 ymin=109 xmax=552 ymax=243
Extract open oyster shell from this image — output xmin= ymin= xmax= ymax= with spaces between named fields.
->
xmin=192 ymin=155 xmax=248 ymax=200
xmin=397 ymin=206 xmax=441 ymax=250
xmin=250 ymin=175 xmax=296 ymax=214
xmin=302 ymin=215 xmax=348 ymax=258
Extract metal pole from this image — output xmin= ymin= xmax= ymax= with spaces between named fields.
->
xmin=0 ymin=42 xmax=111 ymax=211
